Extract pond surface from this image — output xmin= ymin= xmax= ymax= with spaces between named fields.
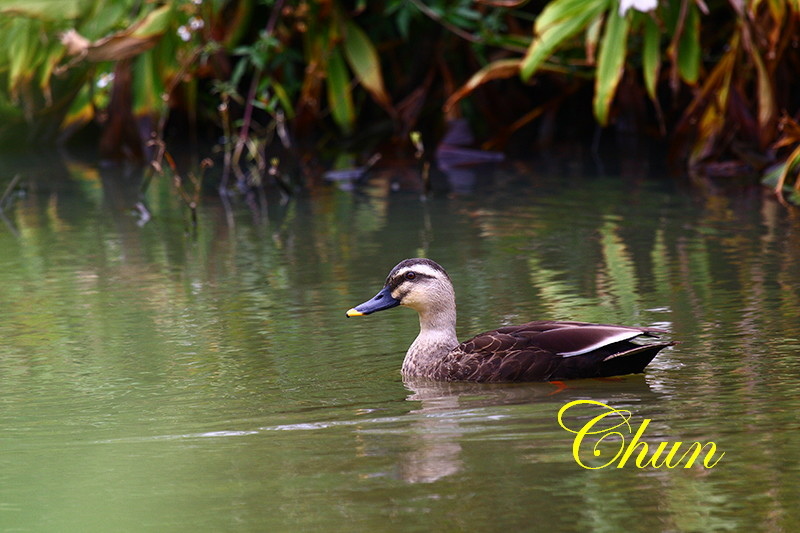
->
xmin=1 ymin=155 xmax=799 ymax=532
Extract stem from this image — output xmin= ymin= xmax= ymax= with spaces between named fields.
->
xmin=0 ymin=173 xmax=22 ymax=210
xmin=408 ymin=0 xmax=480 ymax=43
xmin=219 ymin=95 xmax=233 ymax=195
xmin=232 ymin=0 xmax=286 ymax=187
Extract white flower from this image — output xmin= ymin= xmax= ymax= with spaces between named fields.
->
xmin=619 ymin=0 xmax=658 ymax=16
xmin=96 ymin=72 xmax=115 ymax=89
xmin=189 ymin=17 xmax=204 ymax=31
xmin=177 ymin=25 xmax=191 ymax=42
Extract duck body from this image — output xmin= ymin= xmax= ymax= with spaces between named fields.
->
xmin=404 ymin=320 xmax=669 ymax=382
xmin=347 ymin=258 xmax=673 ymax=383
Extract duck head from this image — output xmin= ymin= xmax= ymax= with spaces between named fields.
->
xmin=346 ymin=258 xmax=455 ymax=317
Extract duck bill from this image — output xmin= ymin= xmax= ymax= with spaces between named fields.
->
xmin=346 ymin=286 xmax=400 ymax=317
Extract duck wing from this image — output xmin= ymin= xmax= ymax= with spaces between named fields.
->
xmin=435 ymin=321 xmax=672 ymax=382
xmin=513 ymin=322 xmax=657 ymax=356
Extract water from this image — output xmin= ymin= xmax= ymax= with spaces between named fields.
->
xmin=1 ymin=157 xmax=799 ymax=532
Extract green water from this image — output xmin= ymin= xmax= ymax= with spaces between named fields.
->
xmin=1 ymin=160 xmax=799 ymax=532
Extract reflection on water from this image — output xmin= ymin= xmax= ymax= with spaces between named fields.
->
xmin=0 ymin=155 xmax=799 ymax=531
xmin=399 ymin=376 xmax=665 ymax=484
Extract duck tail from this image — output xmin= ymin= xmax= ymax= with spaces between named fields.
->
xmin=599 ymin=342 xmax=675 ymax=376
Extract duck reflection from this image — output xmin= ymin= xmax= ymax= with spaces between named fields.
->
xmin=396 ymin=375 xmax=658 ymax=483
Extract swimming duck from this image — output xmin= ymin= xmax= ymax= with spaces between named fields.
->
xmin=346 ymin=258 xmax=673 ymax=382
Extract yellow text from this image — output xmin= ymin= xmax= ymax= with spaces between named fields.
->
xmin=557 ymin=400 xmax=725 ymax=470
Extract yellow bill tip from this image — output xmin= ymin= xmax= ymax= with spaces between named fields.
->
xmin=346 ymin=308 xmax=364 ymax=317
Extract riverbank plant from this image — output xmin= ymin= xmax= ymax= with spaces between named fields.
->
xmin=0 ymin=0 xmax=799 ymax=202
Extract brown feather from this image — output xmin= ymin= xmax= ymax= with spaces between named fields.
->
xmin=421 ymin=321 xmax=673 ymax=383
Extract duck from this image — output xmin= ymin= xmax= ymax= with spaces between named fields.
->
xmin=346 ymin=258 xmax=674 ymax=382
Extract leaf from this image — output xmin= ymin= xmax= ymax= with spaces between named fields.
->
xmin=269 ymin=79 xmax=295 ymax=119
xmin=130 ymin=4 xmax=173 ymax=39
xmin=760 ymin=163 xmax=784 ymax=189
xmin=326 ymin=46 xmax=355 ymax=134
xmin=690 ymin=99 xmax=724 ymax=165
xmin=7 ymin=18 xmax=40 ymax=89
xmin=685 ymin=48 xmax=734 ymax=165
xmin=445 ymin=58 xmax=521 ymax=112
xmin=37 ymin=41 xmax=65 ymax=97
xmin=60 ymin=83 xmax=97 ymax=137
xmin=535 ymin=0 xmax=602 ymax=31
xmin=677 ymin=3 xmax=700 ymax=84
xmin=341 ymin=19 xmax=392 ymax=111
xmin=61 ymin=4 xmax=174 ymax=63
xmin=78 ymin=2 xmax=131 ymax=40
xmin=770 ymin=143 xmax=800 ymax=200
xmin=749 ymin=44 xmax=776 ymax=148
xmin=681 ymin=43 xmax=735 ymax=123
xmin=764 ymin=0 xmax=786 ymax=25
xmin=584 ymin=12 xmax=603 ymax=64
xmin=521 ymin=0 xmax=607 ymax=80
xmin=132 ymin=50 xmax=165 ymax=119
xmin=642 ymin=15 xmax=661 ymax=101
xmin=594 ymin=6 xmax=630 ymax=126
xmin=774 ymin=116 xmax=800 ymax=149
xmin=0 ymin=0 xmax=86 ymax=20
xmin=740 ymin=15 xmax=777 ymax=149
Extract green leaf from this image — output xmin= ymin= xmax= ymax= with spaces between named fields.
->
xmin=642 ymin=15 xmax=660 ymax=101
xmin=521 ymin=0 xmax=607 ymax=80
xmin=130 ymin=4 xmax=174 ymax=39
xmin=269 ymin=79 xmax=295 ymax=119
xmin=677 ymin=3 xmax=700 ymax=84
xmin=7 ymin=18 xmax=40 ymax=90
xmin=0 ymin=0 xmax=87 ymax=20
xmin=326 ymin=47 xmax=355 ymax=134
xmin=132 ymin=50 xmax=165 ymax=118
xmin=342 ymin=19 xmax=391 ymax=109
xmin=37 ymin=41 xmax=64 ymax=93
xmin=396 ymin=7 xmax=411 ymax=39
xmin=585 ymin=13 xmax=603 ymax=62
xmin=61 ymin=83 xmax=95 ymax=132
xmin=594 ymin=5 xmax=630 ymax=126
xmin=78 ymin=2 xmax=131 ymax=40
xmin=535 ymin=0 xmax=604 ymax=31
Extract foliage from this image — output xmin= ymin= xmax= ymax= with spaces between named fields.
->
xmin=434 ymin=0 xmax=800 ymax=193
xmin=447 ymin=0 xmax=704 ymax=126
xmin=671 ymin=0 xmax=798 ymax=174
xmin=762 ymin=116 xmax=800 ymax=205
xmin=1 ymin=0 xmax=800 ymax=200
xmin=214 ymin=2 xmax=394 ymax=186
xmin=0 ymin=0 xmax=212 ymax=147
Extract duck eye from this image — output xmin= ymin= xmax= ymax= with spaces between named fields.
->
xmin=405 ymin=272 xmax=416 ymax=280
